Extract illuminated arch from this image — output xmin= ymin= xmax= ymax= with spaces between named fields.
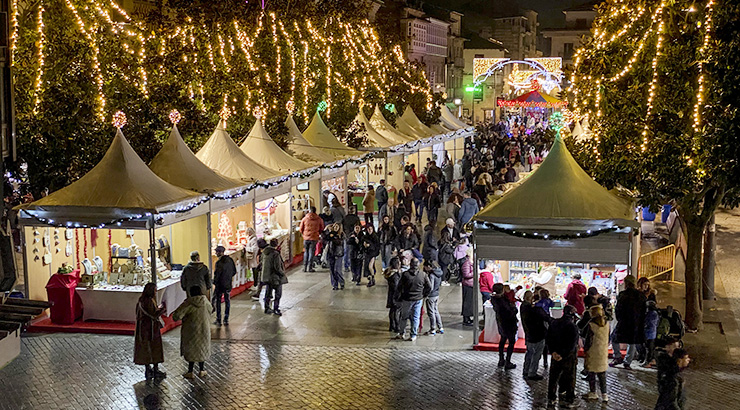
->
xmin=473 ymin=58 xmax=562 ymax=93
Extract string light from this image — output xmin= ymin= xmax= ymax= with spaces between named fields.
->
xmin=694 ymin=0 xmax=714 ymax=132
xmin=168 ymin=109 xmax=182 ymax=124
xmin=112 ymin=111 xmax=127 ymax=129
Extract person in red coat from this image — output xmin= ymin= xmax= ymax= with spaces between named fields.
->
xmin=299 ymin=206 xmax=325 ymax=272
xmin=479 ymin=263 xmax=495 ymax=304
xmin=564 ymin=273 xmax=588 ymax=315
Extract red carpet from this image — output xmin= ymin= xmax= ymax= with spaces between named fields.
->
xmin=474 ymin=331 xmax=621 ymax=358
xmin=28 ymin=281 xmax=254 ymax=336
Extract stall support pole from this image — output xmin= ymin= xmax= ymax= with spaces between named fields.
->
xmin=384 ymin=153 xmax=389 ymax=184
xmin=20 ymin=222 xmax=29 ymax=299
xmin=472 ymin=224 xmax=480 ymax=346
xmin=206 ymin=210 xmax=213 ymax=275
xmin=149 ymin=216 xmax=157 ymax=289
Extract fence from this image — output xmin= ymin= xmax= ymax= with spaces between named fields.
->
xmin=638 ymin=244 xmax=676 ymax=281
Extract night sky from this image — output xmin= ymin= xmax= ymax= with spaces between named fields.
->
xmin=421 ymin=0 xmax=591 ymax=29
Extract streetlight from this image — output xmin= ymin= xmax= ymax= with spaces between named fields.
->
xmin=465 ymin=85 xmax=482 ymax=125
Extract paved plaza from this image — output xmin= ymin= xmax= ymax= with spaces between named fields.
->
xmin=4 ymin=262 xmax=740 ymax=409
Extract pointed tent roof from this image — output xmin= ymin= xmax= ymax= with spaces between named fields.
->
xmin=149 ymin=125 xmax=243 ymax=193
xmin=401 ymin=106 xmax=437 ymax=137
xmin=21 ymin=129 xmax=200 ymax=219
xmin=394 ymin=114 xmax=425 ymax=140
xmin=430 ymin=123 xmax=451 ymax=135
xmin=302 ymin=112 xmax=361 ymax=158
xmin=582 ymin=116 xmax=591 ymax=131
xmin=355 ymin=110 xmax=395 ymax=148
xmin=196 ymin=120 xmax=280 ymax=181
xmin=240 ymin=120 xmax=313 ymax=172
xmin=285 ymin=115 xmax=337 ymax=163
xmin=571 ymin=120 xmax=584 ymax=138
xmin=475 ymin=137 xmax=636 ymax=226
xmin=369 ymin=106 xmax=414 ymax=145
xmin=440 ymin=104 xmax=469 ymax=129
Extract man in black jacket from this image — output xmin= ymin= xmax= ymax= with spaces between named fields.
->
xmin=546 ymin=305 xmax=580 ymax=408
xmin=376 ymin=179 xmax=389 ymax=221
xmin=491 ymin=283 xmax=518 ymax=370
xmin=213 ymin=245 xmax=237 ymax=326
xmin=181 ymin=251 xmax=211 ymax=298
xmin=395 ymin=259 xmax=431 ymax=341
xmin=342 ymin=206 xmax=361 ymax=272
xmin=521 ymin=290 xmax=550 ymax=380
xmin=611 ymin=275 xmax=647 ymax=369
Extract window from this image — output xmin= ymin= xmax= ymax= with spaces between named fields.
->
xmin=563 ymin=43 xmax=574 ymax=60
xmin=575 ymin=18 xmax=588 ymax=29
xmin=474 ymin=54 xmax=484 ymax=58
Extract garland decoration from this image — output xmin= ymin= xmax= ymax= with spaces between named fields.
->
xmin=472 ymin=221 xmax=630 ymax=241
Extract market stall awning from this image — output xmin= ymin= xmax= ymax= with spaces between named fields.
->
xmin=401 ymin=106 xmax=437 ymax=137
xmin=285 ymin=115 xmax=338 ymax=164
xmin=302 ymin=112 xmax=361 ymax=158
xmin=475 ymin=136 xmax=637 ymax=228
xmin=354 ymin=110 xmax=395 ymax=148
xmin=240 ymin=120 xmax=314 ymax=172
xmin=497 ymin=90 xmax=568 ymax=108
xmin=369 ymin=106 xmax=415 ymax=145
xmin=394 ymin=112 xmax=425 ymax=140
xmin=18 ymin=129 xmax=203 ymax=225
xmin=196 ymin=120 xmax=281 ymax=182
xmin=440 ymin=104 xmax=469 ymax=129
xmin=149 ymin=125 xmax=243 ymax=193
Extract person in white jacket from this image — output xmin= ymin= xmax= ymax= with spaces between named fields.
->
xmin=453 ymin=159 xmax=463 ymax=190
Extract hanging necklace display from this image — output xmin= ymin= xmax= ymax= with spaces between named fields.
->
xmin=93 ymin=256 xmax=104 ymax=274
xmin=65 ymin=240 xmax=72 ymax=257
xmin=108 ymin=229 xmax=113 ymax=273
xmin=75 ymin=229 xmax=80 ymax=269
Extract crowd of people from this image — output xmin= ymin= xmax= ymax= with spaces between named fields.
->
xmin=130 ymin=122 xmax=691 ymax=410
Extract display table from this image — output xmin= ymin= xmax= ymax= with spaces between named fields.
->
xmin=75 ymin=274 xmax=186 ymax=323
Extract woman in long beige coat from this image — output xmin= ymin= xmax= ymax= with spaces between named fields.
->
xmin=362 ymin=186 xmax=376 ymax=227
xmin=582 ymin=304 xmax=610 ymax=403
xmin=134 ymin=283 xmax=166 ymax=381
xmin=172 ymin=286 xmax=213 ymax=379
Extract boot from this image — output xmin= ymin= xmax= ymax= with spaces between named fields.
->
xmin=367 ymin=276 xmax=375 ymax=287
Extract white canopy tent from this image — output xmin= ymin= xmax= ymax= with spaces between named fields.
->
xmin=354 ymin=109 xmax=395 ymax=148
xmin=302 ymin=112 xmax=361 ymax=158
xmin=149 ymin=125 xmax=243 ymax=194
xmin=401 ymin=106 xmax=437 ymax=137
xmin=240 ymin=119 xmax=314 ymax=172
xmin=285 ymin=115 xmax=338 ymax=163
xmin=571 ymin=120 xmax=584 ymax=139
xmin=440 ymin=104 xmax=469 ymax=129
xmin=393 ymin=112 xmax=425 ymax=140
xmin=369 ymin=106 xmax=414 ymax=145
xmin=196 ymin=120 xmax=280 ymax=182
xmin=470 ymin=137 xmax=639 ymax=345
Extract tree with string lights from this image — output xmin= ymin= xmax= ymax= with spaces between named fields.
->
xmin=11 ymin=0 xmax=437 ymax=197
xmin=566 ymin=0 xmax=740 ymax=330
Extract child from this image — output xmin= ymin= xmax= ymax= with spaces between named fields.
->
xmin=535 ymin=288 xmax=554 ymax=314
xmin=643 ymin=300 xmax=660 ymax=368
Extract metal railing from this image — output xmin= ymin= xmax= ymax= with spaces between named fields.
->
xmin=638 ymin=244 xmax=676 ymax=281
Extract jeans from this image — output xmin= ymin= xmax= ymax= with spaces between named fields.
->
xmin=350 ymin=258 xmax=363 ymax=282
xmin=303 ymin=240 xmax=317 ymax=270
xmin=401 ymin=299 xmax=423 ymax=337
xmin=425 ymin=296 xmax=443 ymax=331
xmin=427 ymin=207 xmax=438 ymax=226
xmin=548 ymin=353 xmax=576 ymax=402
xmin=523 ymin=339 xmax=546 ymax=377
xmin=481 ymin=291 xmax=491 ymax=304
xmin=328 ymin=256 xmax=345 ymax=288
xmin=612 ymin=342 xmax=638 ymax=365
xmin=264 ymin=283 xmax=282 ymax=311
xmin=389 ymin=304 xmax=401 ymax=333
xmin=381 ymin=244 xmax=393 ymax=269
xmin=499 ymin=329 xmax=516 ymax=363
xmin=414 ymin=199 xmax=425 ymax=221
xmin=377 ymin=202 xmax=387 ymax=222
xmin=343 ymin=243 xmax=351 ymax=270
xmin=588 ymin=372 xmax=607 ymax=394
xmin=645 ymin=338 xmax=656 ymax=364
xmin=364 ymin=212 xmax=374 ymax=227
xmin=213 ymin=288 xmax=231 ymax=322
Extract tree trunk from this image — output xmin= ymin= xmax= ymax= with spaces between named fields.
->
xmin=684 ymin=220 xmax=706 ymax=331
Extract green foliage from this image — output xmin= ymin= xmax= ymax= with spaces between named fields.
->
xmin=13 ymin=0 xmax=435 ymax=197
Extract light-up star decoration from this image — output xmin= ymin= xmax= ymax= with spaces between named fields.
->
xmin=286 ymin=100 xmax=295 ymax=114
xmin=112 ymin=111 xmax=127 ymax=129
xmin=317 ymin=100 xmax=327 ymax=113
xmin=549 ymin=111 xmax=566 ymax=137
xmin=384 ymin=103 xmax=396 ymax=113
xmin=169 ymin=109 xmax=182 ymax=124
xmin=253 ymin=107 xmax=263 ymax=119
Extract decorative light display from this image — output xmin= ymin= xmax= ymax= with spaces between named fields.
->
xmin=112 ymin=111 xmax=127 ymax=129
xmin=168 ymin=109 xmax=182 ymax=124
xmin=384 ymin=103 xmax=395 ymax=113
xmin=16 ymin=0 xmax=433 ymax=128
xmin=549 ymin=112 xmax=566 ymax=135
xmin=317 ymin=100 xmax=328 ymax=113
xmin=472 ymin=221 xmax=627 ymax=241
xmin=569 ymin=0 xmax=714 ymax=162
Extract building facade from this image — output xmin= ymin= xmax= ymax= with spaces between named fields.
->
xmin=461 ymin=35 xmax=507 ymax=124
xmin=480 ymin=10 xmax=540 ymax=61
xmin=446 ymin=11 xmax=465 ymax=101
xmin=400 ymin=7 xmax=450 ymax=94
xmin=540 ymin=2 xmax=600 ymax=67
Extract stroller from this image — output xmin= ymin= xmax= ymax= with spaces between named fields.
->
xmin=656 ymin=305 xmax=685 ymax=348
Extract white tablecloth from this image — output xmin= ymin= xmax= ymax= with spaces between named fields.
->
xmin=76 ymin=276 xmax=186 ymax=322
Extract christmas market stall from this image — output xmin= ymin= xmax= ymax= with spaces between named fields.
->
xmin=149 ymin=118 xmax=256 ymax=294
xmin=470 ymin=136 xmax=639 ymax=349
xmin=18 ymin=120 xmax=208 ymax=333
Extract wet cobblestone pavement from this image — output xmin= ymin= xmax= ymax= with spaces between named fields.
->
xmin=2 ymin=332 xmax=740 ymax=409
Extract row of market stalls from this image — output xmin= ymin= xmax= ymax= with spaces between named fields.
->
xmin=18 ymin=104 xmax=473 ymax=331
